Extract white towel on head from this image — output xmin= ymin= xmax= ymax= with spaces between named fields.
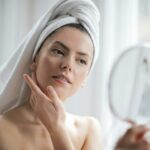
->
xmin=0 ymin=0 xmax=100 ymax=114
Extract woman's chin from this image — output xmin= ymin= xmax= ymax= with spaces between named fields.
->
xmin=41 ymin=86 xmax=65 ymax=100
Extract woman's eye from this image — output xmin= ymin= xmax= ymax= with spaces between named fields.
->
xmin=79 ymin=59 xmax=87 ymax=65
xmin=52 ymin=49 xmax=64 ymax=56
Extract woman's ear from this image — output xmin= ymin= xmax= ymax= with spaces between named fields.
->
xmin=30 ymin=62 xmax=36 ymax=72
xmin=30 ymin=55 xmax=39 ymax=71
xmin=81 ymin=78 xmax=87 ymax=88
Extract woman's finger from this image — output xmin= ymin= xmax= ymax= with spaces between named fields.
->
xmin=24 ymin=74 xmax=40 ymax=93
xmin=29 ymin=94 xmax=34 ymax=107
xmin=30 ymin=93 xmax=37 ymax=106
xmin=125 ymin=120 xmax=150 ymax=140
xmin=131 ymin=125 xmax=150 ymax=142
xmin=23 ymin=74 xmax=49 ymax=100
xmin=47 ymin=86 xmax=63 ymax=111
xmin=24 ymin=74 xmax=55 ymax=114
xmin=47 ymin=86 xmax=59 ymax=108
xmin=125 ymin=119 xmax=136 ymax=126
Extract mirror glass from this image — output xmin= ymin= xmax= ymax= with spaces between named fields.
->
xmin=108 ymin=43 xmax=150 ymax=124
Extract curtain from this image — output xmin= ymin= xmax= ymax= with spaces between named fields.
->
xmin=101 ymin=0 xmax=139 ymax=149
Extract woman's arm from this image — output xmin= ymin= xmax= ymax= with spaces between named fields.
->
xmin=82 ymin=117 xmax=103 ymax=150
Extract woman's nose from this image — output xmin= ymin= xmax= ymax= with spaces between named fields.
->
xmin=60 ymin=58 xmax=72 ymax=72
xmin=61 ymin=64 xmax=71 ymax=71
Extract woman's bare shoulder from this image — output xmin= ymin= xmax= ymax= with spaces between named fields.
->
xmin=0 ymin=115 xmax=11 ymax=128
xmin=68 ymin=113 xmax=101 ymax=126
xmin=0 ymin=114 xmax=17 ymax=134
xmin=0 ymin=109 xmax=18 ymax=126
xmin=0 ymin=112 xmax=21 ymax=139
xmin=67 ymin=113 xmax=102 ymax=135
xmin=67 ymin=113 xmax=103 ymax=149
xmin=0 ymin=115 xmax=15 ymax=145
xmin=80 ymin=116 xmax=102 ymax=137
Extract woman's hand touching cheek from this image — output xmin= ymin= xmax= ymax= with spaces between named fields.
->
xmin=24 ymin=73 xmax=75 ymax=150
xmin=23 ymin=73 xmax=66 ymax=131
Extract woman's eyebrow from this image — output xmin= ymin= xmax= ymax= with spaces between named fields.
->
xmin=54 ymin=41 xmax=70 ymax=51
xmin=76 ymin=52 xmax=89 ymax=57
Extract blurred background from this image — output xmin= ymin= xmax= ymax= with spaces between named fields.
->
xmin=0 ymin=0 xmax=150 ymax=149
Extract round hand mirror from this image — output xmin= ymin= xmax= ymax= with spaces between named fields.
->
xmin=108 ymin=43 xmax=150 ymax=125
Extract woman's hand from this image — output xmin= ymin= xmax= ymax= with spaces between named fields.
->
xmin=115 ymin=124 xmax=150 ymax=150
xmin=23 ymin=73 xmax=66 ymax=131
xmin=23 ymin=73 xmax=75 ymax=150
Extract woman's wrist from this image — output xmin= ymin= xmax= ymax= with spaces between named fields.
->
xmin=48 ymin=121 xmax=66 ymax=135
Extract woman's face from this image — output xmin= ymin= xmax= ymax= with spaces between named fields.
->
xmin=34 ymin=26 xmax=93 ymax=101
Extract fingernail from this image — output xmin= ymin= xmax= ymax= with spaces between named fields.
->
xmin=23 ymin=74 xmax=28 ymax=79
xmin=126 ymin=119 xmax=136 ymax=126
xmin=136 ymin=132 xmax=145 ymax=140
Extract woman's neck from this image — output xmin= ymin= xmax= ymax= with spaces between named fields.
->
xmin=4 ymin=98 xmax=41 ymax=125
xmin=19 ymin=100 xmax=42 ymax=124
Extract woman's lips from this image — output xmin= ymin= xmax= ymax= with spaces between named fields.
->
xmin=54 ymin=78 xmax=68 ymax=85
xmin=52 ymin=75 xmax=71 ymax=86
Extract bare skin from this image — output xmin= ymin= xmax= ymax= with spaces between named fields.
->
xmin=0 ymin=102 xmax=101 ymax=150
xmin=1 ymin=25 xmax=150 ymax=150
xmin=0 ymin=26 xmax=102 ymax=150
xmin=115 ymin=124 xmax=150 ymax=150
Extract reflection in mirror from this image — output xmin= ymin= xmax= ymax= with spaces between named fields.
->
xmin=108 ymin=43 xmax=150 ymax=125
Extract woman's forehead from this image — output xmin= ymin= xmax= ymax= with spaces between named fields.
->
xmin=43 ymin=26 xmax=94 ymax=57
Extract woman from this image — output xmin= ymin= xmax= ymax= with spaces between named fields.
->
xmin=0 ymin=0 xmax=149 ymax=149
xmin=0 ymin=25 xmax=102 ymax=150
xmin=0 ymin=0 xmax=102 ymax=149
